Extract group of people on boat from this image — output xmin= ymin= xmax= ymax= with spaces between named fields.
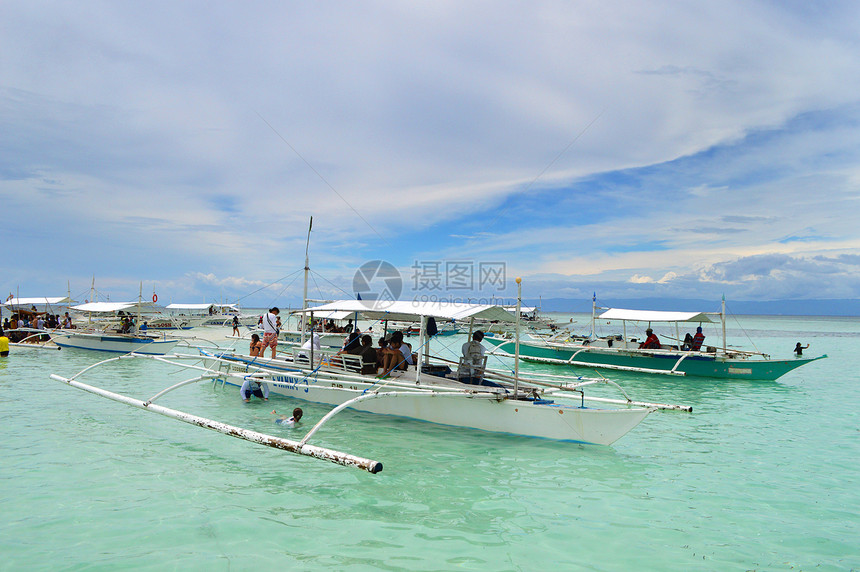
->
xmin=1 ymin=311 xmax=72 ymax=342
xmin=638 ymin=327 xmax=705 ymax=351
xmin=336 ymin=329 xmax=415 ymax=377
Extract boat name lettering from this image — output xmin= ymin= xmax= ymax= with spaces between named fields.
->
xmin=272 ymin=375 xmax=310 ymax=393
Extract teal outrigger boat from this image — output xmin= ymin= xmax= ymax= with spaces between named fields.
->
xmin=484 ymin=298 xmax=826 ymax=381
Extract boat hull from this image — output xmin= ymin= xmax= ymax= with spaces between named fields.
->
xmin=51 ymin=332 xmax=179 ymax=355
xmin=201 ymin=352 xmax=651 ymax=445
xmin=484 ymin=338 xmax=823 ymax=380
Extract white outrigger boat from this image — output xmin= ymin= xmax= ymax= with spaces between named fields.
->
xmin=49 ymin=289 xmax=690 ymax=473
xmin=160 ymin=303 xmax=259 ymax=329
xmin=2 ymin=296 xmax=73 ymax=349
xmin=50 ymin=302 xmax=180 ymax=355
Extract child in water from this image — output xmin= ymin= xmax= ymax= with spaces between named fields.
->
xmin=272 ymin=407 xmax=303 ymax=427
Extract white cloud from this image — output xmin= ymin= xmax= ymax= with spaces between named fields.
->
xmin=2 ymin=1 xmax=860 ymax=304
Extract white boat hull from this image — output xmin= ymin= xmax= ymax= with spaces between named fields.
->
xmin=202 ymin=353 xmax=651 ymax=445
xmin=51 ymin=332 xmax=180 ymax=355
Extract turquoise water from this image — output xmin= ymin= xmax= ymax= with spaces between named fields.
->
xmin=1 ymin=315 xmax=857 ymax=570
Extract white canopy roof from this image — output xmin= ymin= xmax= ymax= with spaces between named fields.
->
xmin=4 ymin=296 xmax=73 ymax=307
xmin=502 ymin=305 xmax=537 ymax=313
xmin=313 ymin=310 xmax=353 ymax=320
xmin=71 ymin=302 xmax=153 ymax=313
xmin=165 ymin=303 xmax=239 ymax=311
xmin=599 ymin=308 xmax=715 ymax=323
xmin=295 ymin=300 xmax=517 ymax=323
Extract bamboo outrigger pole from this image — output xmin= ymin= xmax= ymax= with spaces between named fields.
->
xmin=49 ymin=372 xmax=383 ymax=473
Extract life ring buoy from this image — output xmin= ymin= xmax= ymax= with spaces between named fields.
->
xmin=152 ymin=293 xmax=158 ymax=303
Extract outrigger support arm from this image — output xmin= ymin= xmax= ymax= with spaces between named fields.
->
xmin=49 ymin=372 xmax=383 ymax=474
xmin=300 ymin=390 xmax=406 ymax=446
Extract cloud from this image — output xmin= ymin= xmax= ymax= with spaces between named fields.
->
xmin=2 ymin=2 xmax=860 ymax=305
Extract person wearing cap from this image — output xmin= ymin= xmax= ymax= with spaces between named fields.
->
xmin=260 ymin=307 xmax=281 ymax=359
xmin=639 ymin=328 xmax=661 ymax=349
xmin=691 ymin=327 xmax=706 ymax=351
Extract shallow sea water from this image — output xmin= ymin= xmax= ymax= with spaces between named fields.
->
xmin=1 ymin=314 xmax=858 ymax=571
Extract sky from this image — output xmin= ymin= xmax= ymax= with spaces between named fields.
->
xmin=2 ymin=1 xmax=859 ymax=311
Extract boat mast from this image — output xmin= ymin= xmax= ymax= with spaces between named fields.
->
xmin=137 ymin=282 xmax=143 ymax=333
xmin=301 ymin=216 xmax=312 ymax=346
xmin=590 ymin=292 xmax=596 ymax=339
xmin=88 ymin=276 xmax=95 ymax=328
xmin=514 ymin=277 xmax=522 ymax=394
xmin=721 ymin=294 xmax=727 ymax=352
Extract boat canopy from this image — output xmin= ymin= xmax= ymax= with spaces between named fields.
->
xmin=503 ymin=305 xmax=536 ymax=313
xmin=312 ymin=310 xmax=353 ymax=320
xmin=72 ymin=302 xmax=153 ymax=313
xmin=295 ymin=300 xmax=517 ymax=323
xmin=599 ymin=308 xmax=715 ymax=323
xmin=4 ymin=296 xmax=73 ymax=308
xmin=165 ymin=303 xmax=240 ymax=311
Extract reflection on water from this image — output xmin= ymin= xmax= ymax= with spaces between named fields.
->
xmin=1 ymin=318 xmax=857 ymax=570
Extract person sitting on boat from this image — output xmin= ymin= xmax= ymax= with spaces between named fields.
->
xmin=272 ymin=408 xmax=303 ymax=426
xmin=380 ymin=331 xmax=412 ymax=376
xmin=240 ymin=377 xmax=269 ymax=402
xmin=794 ymin=342 xmax=809 ymax=356
xmin=260 ymin=307 xmax=281 ymax=359
xmin=356 ymin=335 xmax=378 ymax=374
xmin=340 ymin=331 xmax=362 ymax=355
xmin=376 ymin=337 xmax=388 ymax=369
xmin=458 ymin=330 xmax=487 ymax=383
xmin=682 ymin=333 xmax=694 ymax=351
xmin=691 ymin=327 xmax=706 ymax=351
xmin=639 ymin=329 xmax=661 ymax=349
xmin=249 ymin=333 xmax=263 ymax=357
xmin=297 ymin=332 xmax=322 ymax=363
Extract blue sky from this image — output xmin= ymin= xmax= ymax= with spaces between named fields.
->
xmin=2 ymin=1 xmax=859 ymax=309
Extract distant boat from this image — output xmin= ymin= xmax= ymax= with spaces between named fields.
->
xmin=483 ymin=298 xmax=826 ymax=380
xmin=2 ymin=296 xmax=74 ymax=347
xmin=51 ymin=302 xmax=179 ymax=355
xmin=162 ymin=303 xmax=259 ymax=328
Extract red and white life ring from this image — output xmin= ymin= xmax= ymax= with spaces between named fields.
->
xmin=152 ymin=293 xmax=158 ymax=303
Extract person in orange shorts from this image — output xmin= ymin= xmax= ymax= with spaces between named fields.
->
xmin=260 ymin=307 xmax=281 ymax=358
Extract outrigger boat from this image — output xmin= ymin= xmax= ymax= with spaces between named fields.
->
xmin=50 ymin=302 xmax=180 ymax=355
xmin=202 ymin=296 xmax=689 ymax=442
xmin=48 ymin=295 xmax=690 ymax=473
xmin=2 ymin=296 xmax=73 ymax=349
xmin=162 ymin=303 xmax=259 ymax=329
xmin=484 ymin=297 xmax=826 ymax=380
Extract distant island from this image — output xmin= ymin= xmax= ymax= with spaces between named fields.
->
xmin=526 ymin=298 xmax=860 ymax=317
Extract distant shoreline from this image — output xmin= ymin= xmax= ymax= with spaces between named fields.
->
xmin=526 ymin=298 xmax=860 ymax=317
